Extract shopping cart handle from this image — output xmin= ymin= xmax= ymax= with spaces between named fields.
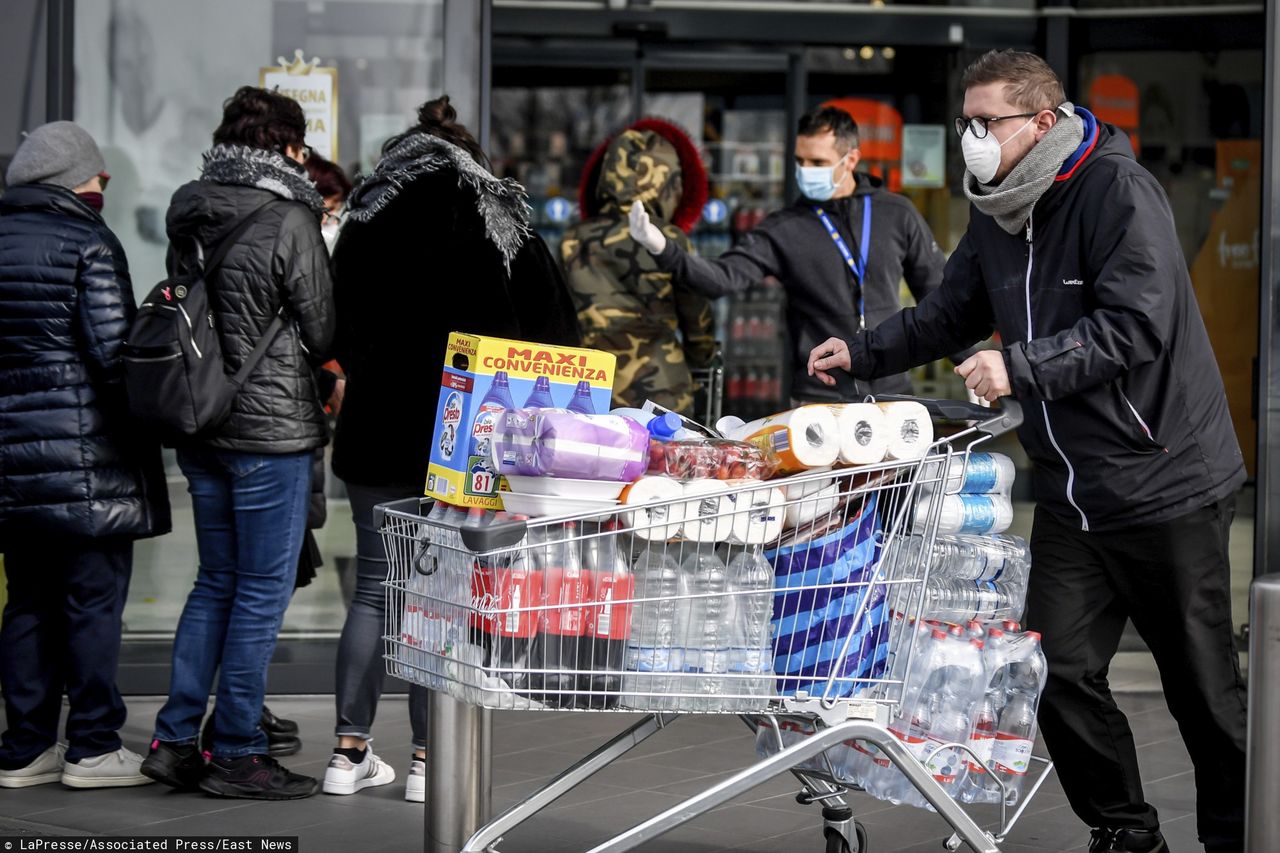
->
xmin=874 ymin=394 xmax=1023 ymax=438
xmin=373 ymin=497 xmax=431 ymax=531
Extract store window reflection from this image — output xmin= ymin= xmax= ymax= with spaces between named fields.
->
xmin=73 ymin=0 xmax=445 ymax=640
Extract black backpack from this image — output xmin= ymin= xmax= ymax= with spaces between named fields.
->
xmin=124 ymin=201 xmax=287 ymax=439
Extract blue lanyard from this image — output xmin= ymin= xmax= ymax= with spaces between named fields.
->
xmin=814 ymin=195 xmax=872 ymax=331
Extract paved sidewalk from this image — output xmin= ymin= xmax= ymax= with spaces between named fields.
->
xmin=0 ymin=693 xmax=1201 ymax=852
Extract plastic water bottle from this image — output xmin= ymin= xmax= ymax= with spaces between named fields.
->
xmin=469 ymin=371 xmax=515 ymax=459
xmin=991 ymin=690 xmax=1037 ymax=803
xmin=926 ymin=452 xmax=1016 ymax=496
xmin=523 ymin=376 xmax=556 ymax=409
xmin=960 ymin=689 xmax=1001 ymax=804
xmin=725 ymin=548 xmax=776 ymax=711
xmin=921 ymin=685 xmax=975 ymax=801
xmin=914 ymin=494 xmax=1014 ymax=536
xmin=897 ymin=533 xmax=1031 ymax=585
xmin=676 ymin=550 xmax=731 ymax=711
xmin=1004 ymin=630 xmax=1047 ymax=697
xmin=535 ymin=523 xmax=588 ymax=708
xmin=580 ymin=527 xmax=634 ymax=708
xmin=622 ymin=548 xmax=683 ymax=710
xmin=566 ymin=380 xmax=595 ymax=414
xmin=922 ymin=576 xmax=1025 ymax=622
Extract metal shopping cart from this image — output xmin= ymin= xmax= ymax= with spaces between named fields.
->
xmin=379 ymin=397 xmax=1052 ymax=853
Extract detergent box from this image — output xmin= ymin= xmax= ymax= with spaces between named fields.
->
xmin=426 ymin=332 xmax=617 ymax=508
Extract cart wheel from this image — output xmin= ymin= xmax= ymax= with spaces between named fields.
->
xmin=824 ymin=822 xmax=868 ymax=853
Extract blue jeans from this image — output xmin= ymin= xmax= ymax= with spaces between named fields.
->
xmin=153 ymin=448 xmax=311 ymax=758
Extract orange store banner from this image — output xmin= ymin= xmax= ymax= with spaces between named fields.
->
xmin=1087 ymin=75 xmax=1140 ymax=155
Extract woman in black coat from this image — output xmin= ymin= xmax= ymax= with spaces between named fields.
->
xmin=140 ymin=87 xmax=334 ymax=801
xmin=0 ymin=122 xmax=170 ymax=789
xmin=324 ymin=96 xmax=580 ymax=801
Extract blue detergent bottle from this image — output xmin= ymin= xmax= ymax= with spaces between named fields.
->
xmin=566 ymin=380 xmax=595 ymax=415
xmin=523 ymin=376 xmax=556 ymax=409
xmin=469 ymin=371 xmax=515 ymax=459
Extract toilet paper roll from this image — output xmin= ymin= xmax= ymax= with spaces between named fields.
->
xmin=784 ymin=483 xmax=842 ymax=529
xmin=725 ymin=481 xmax=786 ymax=546
xmin=781 ymin=469 xmax=835 ymax=502
xmin=620 ymin=476 xmax=687 ymax=541
xmin=727 ymin=406 xmax=840 ymax=474
xmin=828 ymin=403 xmax=890 ymax=466
xmin=877 ymin=401 xmax=934 ymax=461
xmin=913 ymin=492 xmax=1014 ymax=536
xmin=681 ymin=479 xmax=736 ymax=544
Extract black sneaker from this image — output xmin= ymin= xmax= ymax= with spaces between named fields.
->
xmin=198 ymin=754 xmax=318 ymax=800
xmin=140 ymin=740 xmax=206 ymax=791
xmin=1089 ymin=828 xmax=1168 ymax=853
xmin=261 ymin=706 xmax=299 ymax=736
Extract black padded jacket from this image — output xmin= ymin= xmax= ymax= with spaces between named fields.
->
xmin=0 ymin=184 xmax=171 ymax=542
xmin=165 ymin=181 xmax=335 ymax=453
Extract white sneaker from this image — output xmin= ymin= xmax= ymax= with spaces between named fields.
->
xmin=0 ymin=743 xmax=66 ymax=788
xmin=323 ymin=749 xmax=395 ymax=795
xmin=61 ymin=747 xmax=153 ymax=789
xmin=405 ymin=757 xmax=425 ymax=803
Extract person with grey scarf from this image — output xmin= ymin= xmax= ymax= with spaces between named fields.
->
xmin=810 ymin=50 xmax=1245 ymax=853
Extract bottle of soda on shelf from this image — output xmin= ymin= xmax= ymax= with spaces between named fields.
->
xmin=622 ymin=548 xmax=683 ymax=711
xmin=580 ymin=525 xmax=635 ymax=709
xmin=536 ymin=522 xmax=588 ymax=707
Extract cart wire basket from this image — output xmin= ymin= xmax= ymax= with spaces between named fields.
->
xmin=379 ymin=396 xmax=1053 ymax=853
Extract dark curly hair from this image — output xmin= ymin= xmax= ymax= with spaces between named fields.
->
xmin=212 ymin=86 xmax=307 ymax=155
xmin=385 ymin=95 xmax=489 ymax=169
xmin=305 ymin=154 xmax=352 ymax=201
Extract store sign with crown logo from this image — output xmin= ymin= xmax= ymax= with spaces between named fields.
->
xmin=259 ymin=49 xmax=339 ymax=161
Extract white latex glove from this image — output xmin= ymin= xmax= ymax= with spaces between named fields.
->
xmin=628 ymin=201 xmax=667 ymax=255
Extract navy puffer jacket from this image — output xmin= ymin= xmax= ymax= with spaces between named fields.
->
xmin=0 ymin=184 xmax=171 ymax=542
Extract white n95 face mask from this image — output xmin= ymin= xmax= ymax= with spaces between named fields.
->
xmin=795 ymin=155 xmax=847 ymax=201
xmin=961 ymin=116 xmax=1036 ymax=185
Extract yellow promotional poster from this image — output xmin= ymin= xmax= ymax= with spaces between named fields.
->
xmin=425 ymin=333 xmax=617 ymax=508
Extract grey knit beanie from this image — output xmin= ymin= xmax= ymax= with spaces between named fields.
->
xmin=6 ymin=121 xmax=106 ymax=190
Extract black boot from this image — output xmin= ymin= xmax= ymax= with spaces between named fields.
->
xmin=201 ymin=709 xmax=301 ymax=758
xmin=261 ymin=705 xmax=299 ymax=736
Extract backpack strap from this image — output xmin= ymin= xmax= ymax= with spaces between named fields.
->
xmin=201 ymin=199 xmax=294 ymax=388
xmin=230 ymin=311 xmax=287 ymax=389
xmin=201 ymin=199 xmax=289 ymax=277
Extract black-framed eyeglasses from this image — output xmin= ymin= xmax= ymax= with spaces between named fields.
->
xmin=954 ymin=113 xmax=1038 ymax=140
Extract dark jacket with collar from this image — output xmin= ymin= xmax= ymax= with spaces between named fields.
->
xmin=165 ymin=181 xmax=335 ymax=454
xmin=330 ymin=166 xmax=582 ymax=490
xmin=849 ymin=113 xmax=1244 ymax=531
xmin=655 ymin=174 xmax=946 ymax=402
xmin=0 ymin=183 xmax=171 ymax=542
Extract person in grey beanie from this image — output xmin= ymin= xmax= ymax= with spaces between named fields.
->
xmin=0 ymin=121 xmax=170 ymax=790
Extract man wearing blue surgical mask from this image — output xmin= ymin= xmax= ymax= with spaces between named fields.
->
xmin=630 ymin=106 xmax=946 ymax=403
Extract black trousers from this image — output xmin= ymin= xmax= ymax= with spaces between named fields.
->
xmin=1024 ymin=497 xmax=1246 ymax=851
xmin=0 ymin=539 xmax=133 ymax=767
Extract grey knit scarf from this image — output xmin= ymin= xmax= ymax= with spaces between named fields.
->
xmin=963 ymin=103 xmax=1084 ymax=235
xmin=200 ymin=144 xmax=325 ymax=217
xmin=346 ymin=132 xmax=531 ymax=270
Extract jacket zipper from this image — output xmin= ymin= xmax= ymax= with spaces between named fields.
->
xmin=1118 ymin=388 xmax=1156 ymax=444
xmin=1024 ymin=212 xmax=1090 ymax=531
xmin=177 ymin=305 xmax=203 ymax=359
